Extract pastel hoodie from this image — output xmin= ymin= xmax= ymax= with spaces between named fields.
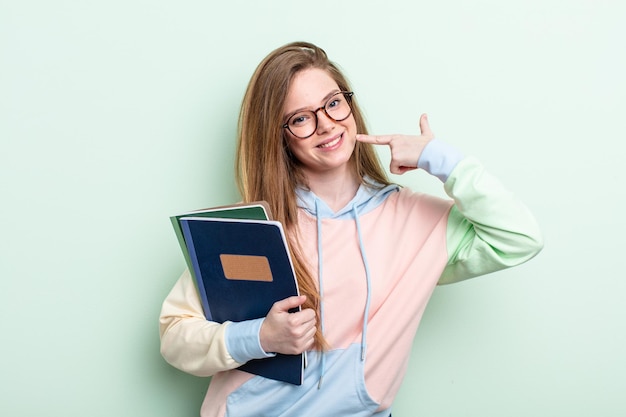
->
xmin=159 ymin=139 xmax=543 ymax=417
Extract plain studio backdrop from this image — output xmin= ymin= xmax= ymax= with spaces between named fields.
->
xmin=1 ymin=0 xmax=624 ymax=416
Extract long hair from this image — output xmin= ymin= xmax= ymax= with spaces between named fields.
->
xmin=236 ymin=41 xmax=390 ymax=348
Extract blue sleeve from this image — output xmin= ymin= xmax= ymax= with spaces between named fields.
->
xmin=225 ymin=318 xmax=276 ymax=364
xmin=417 ymin=138 xmax=465 ymax=182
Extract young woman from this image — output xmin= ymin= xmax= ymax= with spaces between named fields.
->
xmin=159 ymin=41 xmax=543 ymax=417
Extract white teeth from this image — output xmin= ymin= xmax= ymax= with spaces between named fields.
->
xmin=319 ymin=135 xmax=341 ymax=148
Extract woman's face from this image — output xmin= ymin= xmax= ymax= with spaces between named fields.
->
xmin=282 ymin=68 xmax=357 ymax=178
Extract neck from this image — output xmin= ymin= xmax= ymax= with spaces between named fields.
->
xmin=303 ymin=166 xmax=360 ymax=213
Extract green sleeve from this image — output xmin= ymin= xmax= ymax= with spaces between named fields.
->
xmin=438 ymin=156 xmax=544 ymax=285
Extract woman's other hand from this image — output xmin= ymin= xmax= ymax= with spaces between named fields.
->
xmin=259 ymin=295 xmax=317 ymax=355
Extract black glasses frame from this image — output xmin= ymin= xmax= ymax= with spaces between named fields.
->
xmin=282 ymin=91 xmax=354 ymax=139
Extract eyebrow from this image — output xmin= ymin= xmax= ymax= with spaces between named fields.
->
xmin=283 ymin=89 xmax=341 ymax=121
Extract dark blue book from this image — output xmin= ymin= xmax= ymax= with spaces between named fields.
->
xmin=180 ymin=216 xmax=304 ymax=385
xmin=170 ymin=202 xmax=271 ymax=282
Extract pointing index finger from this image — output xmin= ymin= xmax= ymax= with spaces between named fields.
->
xmin=356 ymin=134 xmax=393 ymax=145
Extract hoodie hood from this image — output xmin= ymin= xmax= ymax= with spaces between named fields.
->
xmin=295 ymin=177 xmax=399 ymax=219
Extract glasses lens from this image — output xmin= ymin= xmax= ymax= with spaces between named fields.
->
xmin=325 ymin=93 xmax=352 ymax=122
xmin=287 ymin=111 xmax=316 ymax=139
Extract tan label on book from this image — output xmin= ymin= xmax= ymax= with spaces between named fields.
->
xmin=219 ymin=254 xmax=273 ymax=282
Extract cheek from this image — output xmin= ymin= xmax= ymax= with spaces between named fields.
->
xmin=285 ymin=137 xmax=306 ymax=161
xmin=285 ymin=136 xmax=298 ymax=153
xmin=345 ymin=115 xmax=358 ymax=135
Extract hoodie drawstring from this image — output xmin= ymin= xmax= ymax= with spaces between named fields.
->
xmin=314 ymin=199 xmax=373 ymax=388
xmin=315 ymin=199 xmax=326 ymax=389
xmin=352 ymin=204 xmax=372 ymax=362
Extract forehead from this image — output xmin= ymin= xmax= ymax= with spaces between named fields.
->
xmin=284 ymin=68 xmax=340 ymax=112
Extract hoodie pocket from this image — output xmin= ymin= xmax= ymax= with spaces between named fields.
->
xmin=225 ymin=345 xmax=380 ymax=417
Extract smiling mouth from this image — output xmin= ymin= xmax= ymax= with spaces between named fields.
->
xmin=318 ymin=133 xmax=342 ymax=149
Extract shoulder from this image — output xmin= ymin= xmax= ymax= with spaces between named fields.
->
xmin=393 ymin=186 xmax=453 ymax=214
xmin=371 ymin=186 xmax=453 ymax=226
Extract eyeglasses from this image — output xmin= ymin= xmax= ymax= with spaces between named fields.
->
xmin=283 ymin=91 xmax=354 ymax=139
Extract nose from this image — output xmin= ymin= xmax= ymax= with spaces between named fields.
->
xmin=315 ymin=108 xmax=335 ymax=134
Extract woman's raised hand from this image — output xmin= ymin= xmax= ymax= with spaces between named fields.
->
xmin=356 ymin=113 xmax=435 ymax=175
xmin=259 ymin=295 xmax=317 ymax=355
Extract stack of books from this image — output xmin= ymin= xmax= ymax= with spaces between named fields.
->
xmin=170 ymin=202 xmax=304 ymax=385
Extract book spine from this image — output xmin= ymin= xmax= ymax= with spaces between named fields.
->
xmin=180 ymin=219 xmax=213 ymax=321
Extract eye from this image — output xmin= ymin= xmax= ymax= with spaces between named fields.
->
xmin=327 ymin=97 xmax=343 ymax=109
xmin=289 ymin=112 xmax=312 ymax=126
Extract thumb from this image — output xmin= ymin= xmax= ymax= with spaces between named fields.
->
xmin=419 ymin=113 xmax=433 ymax=137
xmin=272 ymin=295 xmax=307 ymax=313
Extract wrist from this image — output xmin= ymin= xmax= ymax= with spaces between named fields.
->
xmin=225 ymin=318 xmax=276 ymax=364
xmin=417 ymin=138 xmax=465 ymax=182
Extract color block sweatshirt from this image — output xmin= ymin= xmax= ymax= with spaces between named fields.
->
xmin=159 ymin=139 xmax=543 ymax=417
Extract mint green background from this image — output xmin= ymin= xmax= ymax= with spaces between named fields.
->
xmin=1 ymin=1 xmax=624 ymax=416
